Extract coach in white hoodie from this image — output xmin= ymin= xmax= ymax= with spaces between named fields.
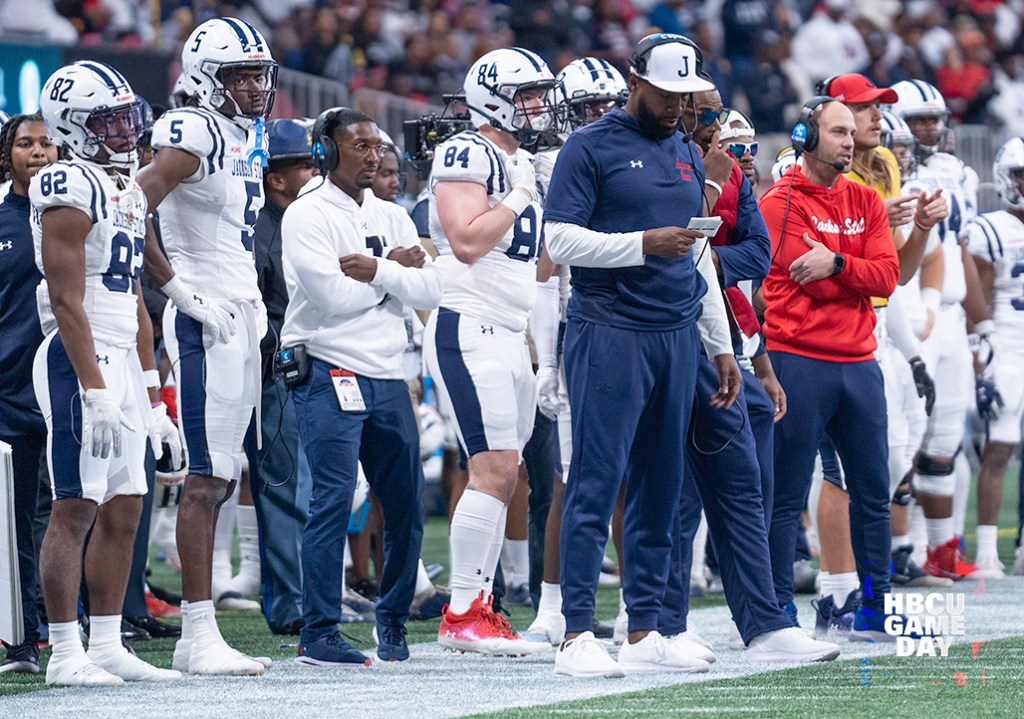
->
xmin=281 ymin=108 xmax=442 ymax=666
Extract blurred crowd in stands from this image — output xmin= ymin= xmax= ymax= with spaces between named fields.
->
xmin=2 ymin=0 xmax=1024 ymax=133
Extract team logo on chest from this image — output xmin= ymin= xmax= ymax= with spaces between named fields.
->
xmin=675 ymin=158 xmax=692 ymax=181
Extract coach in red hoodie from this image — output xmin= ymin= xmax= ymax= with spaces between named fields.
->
xmin=759 ymin=99 xmax=901 ymax=639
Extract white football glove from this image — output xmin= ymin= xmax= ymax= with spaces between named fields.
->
xmin=82 ymin=388 xmax=134 ymax=459
xmin=533 ymin=151 xmax=555 ymax=193
xmin=148 ymin=401 xmax=183 ymax=469
xmin=536 ymin=365 xmax=563 ymax=421
xmin=505 ymin=151 xmax=537 ymax=202
xmin=162 ymin=275 xmax=236 ymax=344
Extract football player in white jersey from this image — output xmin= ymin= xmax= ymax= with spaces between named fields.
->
xmin=423 ymin=47 xmax=556 ymax=656
xmin=525 ymin=57 xmax=628 ymax=647
xmin=31 ymin=62 xmax=181 ymax=687
xmin=887 ymin=80 xmax=991 ymax=579
xmin=137 ymin=17 xmax=277 ymax=675
xmin=961 ymin=137 xmax=1024 ymax=579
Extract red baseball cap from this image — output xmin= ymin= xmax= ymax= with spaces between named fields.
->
xmin=823 ymin=74 xmax=898 ymax=104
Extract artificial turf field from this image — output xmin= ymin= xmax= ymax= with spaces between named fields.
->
xmin=1 ymin=470 xmax=1022 ymax=718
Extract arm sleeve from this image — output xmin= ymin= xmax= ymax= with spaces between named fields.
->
xmin=282 ymin=203 xmax=385 ymax=315
xmin=369 ymin=210 xmax=444 ymax=310
xmin=834 ymin=193 xmax=900 ymax=297
xmin=545 ymin=221 xmax=645 ymax=268
xmin=531 ymin=275 xmax=560 ymax=369
xmin=886 ymin=290 xmax=923 ymax=360
xmin=695 ymin=237 xmax=734 ymax=358
xmin=713 ymin=175 xmax=771 ymax=286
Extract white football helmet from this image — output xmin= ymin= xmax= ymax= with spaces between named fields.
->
xmin=994 ymin=137 xmax=1024 ymax=210
xmin=464 ymin=47 xmax=557 ymax=144
xmin=719 ymin=109 xmax=755 ymax=142
xmin=39 ymin=61 xmax=144 ymax=170
xmin=771 ymin=146 xmax=796 ymax=183
xmin=556 ymin=57 xmax=627 ymax=133
xmin=880 ymin=110 xmax=916 ymax=175
xmin=181 ymin=17 xmax=277 ymax=129
xmin=886 ymin=80 xmax=950 ymax=158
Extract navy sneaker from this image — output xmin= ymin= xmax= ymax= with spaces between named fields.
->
xmin=410 ymin=585 xmax=450 ymax=621
xmin=850 ymin=605 xmax=935 ymax=643
xmin=812 ymin=596 xmax=833 ymax=638
xmin=0 ymin=642 xmax=40 ymax=675
xmin=296 ymin=632 xmax=371 ymax=666
xmin=376 ymin=622 xmax=409 ymax=662
xmin=783 ymin=601 xmax=799 ymax=627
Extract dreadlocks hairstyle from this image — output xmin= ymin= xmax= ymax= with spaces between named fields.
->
xmin=0 ymin=112 xmax=44 ymax=182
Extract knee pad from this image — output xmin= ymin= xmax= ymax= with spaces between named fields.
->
xmin=209 ymin=450 xmax=242 ymax=483
xmin=912 ymin=454 xmax=955 ymax=496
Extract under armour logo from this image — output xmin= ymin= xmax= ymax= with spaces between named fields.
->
xmin=96 ymin=354 xmax=110 ymax=365
xmin=0 ymin=241 xmax=12 ymax=251
xmin=630 ymin=160 xmax=643 ymax=169
xmin=481 ymin=325 xmax=494 ymax=335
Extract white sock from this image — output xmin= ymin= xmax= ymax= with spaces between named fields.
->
xmin=892 ymin=535 xmax=910 ymax=548
xmin=49 ymin=620 xmax=86 ymax=662
xmin=86 ymin=614 xmax=122 ymax=657
xmin=500 ymin=538 xmax=530 ymax=588
xmin=976 ymin=525 xmax=999 ymax=560
xmin=414 ymin=558 xmax=433 ymax=595
xmin=818 ymin=570 xmax=831 ymax=598
xmin=537 ymin=581 xmax=561 ymax=616
xmin=230 ymin=504 xmax=260 ymax=596
xmin=482 ymin=505 xmax=508 ymax=598
xmin=618 ymin=588 xmax=626 ymax=613
xmin=449 ymin=489 xmax=504 ymax=613
xmin=829 ymin=572 xmax=859 ymax=608
xmin=952 ymin=453 xmax=970 ymax=537
xmin=180 ymin=600 xmax=191 ymax=641
xmin=212 ymin=489 xmax=238 ymax=599
xmin=909 ymin=503 xmax=928 ymax=562
xmin=926 ymin=516 xmax=955 ymax=549
xmin=188 ymin=600 xmax=221 ymax=647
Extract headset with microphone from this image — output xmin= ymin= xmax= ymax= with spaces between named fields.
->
xmin=790 ymin=95 xmax=846 ymax=172
xmin=311 ymin=106 xmax=349 ymax=175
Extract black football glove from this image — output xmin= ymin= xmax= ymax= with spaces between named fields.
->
xmin=909 ymin=357 xmax=936 ymax=416
xmin=975 ymin=376 xmax=1004 ymax=421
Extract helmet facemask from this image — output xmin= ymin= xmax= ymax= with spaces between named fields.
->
xmin=904 ymin=111 xmax=949 ymax=162
xmin=210 ymin=61 xmax=278 ymax=126
xmin=997 ymin=164 xmax=1024 ymax=210
xmin=486 ymin=80 xmax=557 ymax=145
xmin=79 ymin=99 xmax=146 ymax=170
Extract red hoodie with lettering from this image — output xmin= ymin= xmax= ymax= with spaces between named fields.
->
xmin=758 ymin=166 xmax=899 ymax=362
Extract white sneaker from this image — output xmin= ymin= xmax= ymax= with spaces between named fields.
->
xmin=554 ymin=632 xmax=624 ymax=678
xmin=188 ymin=639 xmax=265 ymax=676
xmin=743 ymin=627 xmax=840 ymax=664
xmin=1014 ymin=546 xmax=1024 ymax=576
xmin=46 ymin=654 xmax=124 ymax=687
xmin=679 ymin=626 xmax=712 ymax=650
xmin=89 ymin=648 xmax=182 ymax=682
xmin=973 ymin=555 xmax=1005 ymax=580
xmin=617 ymin=631 xmax=710 ymax=674
xmin=612 ymin=609 xmax=628 ymax=646
xmin=664 ymin=632 xmax=716 ymax=663
xmin=215 ymin=591 xmax=261 ymax=612
xmin=523 ymin=612 xmax=566 ymax=646
xmin=728 ymin=621 xmax=745 ymax=651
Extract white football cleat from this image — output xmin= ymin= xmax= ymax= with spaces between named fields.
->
xmin=215 ymin=591 xmax=261 ymax=612
xmin=523 ymin=612 xmax=566 ymax=646
xmin=664 ymin=632 xmax=716 ymax=663
xmin=46 ymin=654 xmax=124 ymax=687
xmin=188 ymin=640 xmax=265 ymax=676
xmin=743 ymin=627 xmax=840 ymax=664
xmin=89 ymin=648 xmax=182 ymax=682
xmin=1013 ymin=546 xmax=1024 ymax=576
xmin=617 ymin=631 xmax=710 ymax=674
xmin=554 ymin=631 xmax=624 ymax=678
xmin=972 ymin=555 xmax=1005 ymax=580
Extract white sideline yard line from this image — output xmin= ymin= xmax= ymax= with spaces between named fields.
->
xmin=4 ymin=578 xmax=1020 ymax=718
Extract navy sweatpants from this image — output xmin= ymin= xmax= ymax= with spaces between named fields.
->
xmin=661 ymin=361 xmax=791 ymax=643
xmin=293 ymin=358 xmax=424 ymax=643
xmin=769 ymin=351 xmax=891 ymax=611
xmin=2 ymin=433 xmax=43 ymax=647
xmin=560 ymin=318 xmax=699 ymax=634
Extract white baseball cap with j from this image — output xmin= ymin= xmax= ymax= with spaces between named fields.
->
xmin=629 ymin=33 xmax=715 ymax=94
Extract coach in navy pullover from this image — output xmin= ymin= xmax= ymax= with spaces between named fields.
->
xmin=544 ymin=39 xmax=738 ymax=660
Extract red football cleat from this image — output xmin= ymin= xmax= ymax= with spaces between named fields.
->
xmin=146 ymin=590 xmax=182 ymax=618
xmin=438 ymin=592 xmax=549 ymax=656
xmin=925 ymin=538 xmax=976 ymax=580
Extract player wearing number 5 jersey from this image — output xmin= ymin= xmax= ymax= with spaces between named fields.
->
xmin=423 ymin=47 xmax=556 ymax=656
xmin=137 ymin=17 xmax=277 ymax=676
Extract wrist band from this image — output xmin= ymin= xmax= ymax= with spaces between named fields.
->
xmin=151 ymin=401 xmax=164 ymax=409
xmin=975 ymin=319 xmax=995 ymax=337
xmin=500 ymin=187 xmax=532 ymax=218
xmin=143 ymin=369 xmax=161 ymax=388
xmin=704 ymin=179 xmax=723 ymax=194
xmin=913 ymin=217 xmax=932 ymax=232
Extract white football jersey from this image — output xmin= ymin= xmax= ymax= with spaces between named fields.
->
xmin=428 ymin=131 xmax=541 ymax=332
xmin=151 ymin=107 xmax=263 ymax=301
xmin=30 ymin=159 xmax=146 ymax=343
xmin=963 ymin=210 xmax=1024 ymax=352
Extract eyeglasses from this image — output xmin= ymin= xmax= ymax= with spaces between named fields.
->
xmin=727 ymin=142 xmax=758 ymax=158
xmin=342 ymin=141 xmax=388 ymax=158
xmin=698 ymin=108 xmax=730 ymax=127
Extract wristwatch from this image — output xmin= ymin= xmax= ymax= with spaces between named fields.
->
xmin=832 ymin=253 xmax=845 ymax=276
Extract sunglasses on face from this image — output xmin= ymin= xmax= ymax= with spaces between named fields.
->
xmin=698 ymin=108 xmax=730 ymax=127
xmin=727 ymin=142 xmax=758 ymax=158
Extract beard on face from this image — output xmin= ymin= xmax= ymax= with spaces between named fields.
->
xmin=635 ymin=95 xmax=678 ymax=140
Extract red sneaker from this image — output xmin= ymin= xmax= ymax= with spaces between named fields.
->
xmin=438 ymin=593 xmax=549 ymax=656
xmin=925 ymin=538 xmax=975 ymax=580
xmin=146 ymin=590 xmax=182 ymax=618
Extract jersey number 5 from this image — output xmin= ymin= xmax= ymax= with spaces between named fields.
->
xmin=241 ymin=180 xmax=260 ymax=251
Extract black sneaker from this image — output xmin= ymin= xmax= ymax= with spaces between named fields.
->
xmin=812 ymin=595 xmax=834 ymax=638
xmin=827 ymin=591 xmax=860 ymax=635
xmin=296 ymin=632 xmax=371 ymax=667
xmin=891 ymin=544 xmax=954 ymax=587
xmin=0 ymin=642 xmax=40 ymax=674
xmin=591 ymin=618 xmax=615 ymax=639
xmin=121 ymin=618 xmax=151 ymax=642
xmin=124 ymin=615 xmax=182 ymax=638
xmin=375 ymin=622 xmax=409 ymax=662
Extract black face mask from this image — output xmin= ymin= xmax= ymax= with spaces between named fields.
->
xmin=635 ymin=95 xmax=678 ymax=140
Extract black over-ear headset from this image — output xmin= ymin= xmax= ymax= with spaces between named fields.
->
xmin=790 ymin=95 xmax=835 ymax=154
xmin=311 ymin=106 xmax=349 ymax=175
xmin=629 ymin=33 xmax=705 ymax=79
xmin=815 ymin=75 xmax=839 ymax=98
